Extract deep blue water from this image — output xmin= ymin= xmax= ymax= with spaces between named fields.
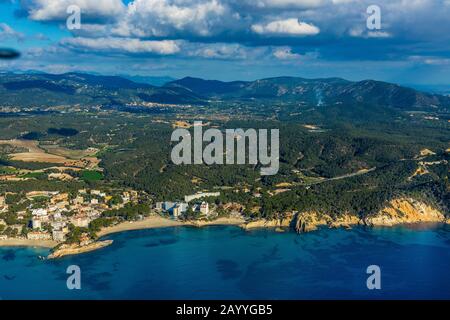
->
xmin=1 ymin=224 xmax=450 ymax=300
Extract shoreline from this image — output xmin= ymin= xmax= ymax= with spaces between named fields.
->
xmin=0 ymin=239 xmax=57 ymax=249
xmin=97 ymin=215 xmax=247 ymax=238
xmin=1 ymin=214 xmax=448 ymax=257
xmin=96 ymin=215 xmax=187 ymax=237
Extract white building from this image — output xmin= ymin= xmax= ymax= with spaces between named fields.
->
xmin=73 ymin=196 xmax=84 ymax=205
xmin=32 ymin=208 xmax=48 ymax=217
xmin=155 ymin=202 xmax=163 ymax=210
xmin=71 ymin=216 xmax=90 ymax=228
xmin=53 ymin=212 xmax=62 ymax=220
xmin=31 ymin=218 xmax=42 ymax=229
xmin=200 ymin=202 xmax=209 ymax=215
xmin=172 ymin=203 xmax=188 ymax=218
xmin=52 ymin=230 xmax=66 ymax=242
xmin=51 ymin=220 xmax=66 ymax=231
xmin=184 ymin=192 xmax=220 ymax=203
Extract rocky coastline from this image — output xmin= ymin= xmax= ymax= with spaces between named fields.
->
xmin=1 ymin=197 xmax=447 ymax=259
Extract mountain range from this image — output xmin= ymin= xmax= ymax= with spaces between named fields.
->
xmin=0 ymin=72 xmax=449 ymax=112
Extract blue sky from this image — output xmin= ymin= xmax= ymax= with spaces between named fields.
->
xmin=1 ymin=0 xmax=450 ymax=85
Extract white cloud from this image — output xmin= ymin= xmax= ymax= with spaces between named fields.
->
xmin=0 ymin=23 xmax=25 ymax=41
xmin=60 ymin=37 xmax=181 ymax=55
xmin=188 ymin=43 xmax=265 ymax=60
xmin=23 ymin=0 xmax=125 ymax=21
xmin=252 ymin=18 xmax=320 ymax=36
xmin=273 ymin=47 xmax=301 ymax=59
xmin=409 ymin=56 xmax=450 ymax=65
xmin=247 ymin=0 xmax=325 ymax=9
xmin=113 ymin=0 xmax=231 ymax=38
xmin=349 ymin=27 xmax=391 ymax=39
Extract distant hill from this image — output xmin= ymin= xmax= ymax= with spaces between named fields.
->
xmin=166 ymin=76 xmax=450 ymax=111
xmin=119 ymin=75 xmax=176 ymax=87
xmin=0 ymin=72 xmax=449 ymax=112
xmin=0 ymin=72 xmax=203 ymax=107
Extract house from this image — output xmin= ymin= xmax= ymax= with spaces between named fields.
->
xmin=91 ymin=199 xmax=99 ymax=205
xmin=122 ymin=192 xmax=131 ymax=203
xmin=200 ymin=202 xmax=209 ymax=215
xmin=32 ymin=208 xmax=48 ymax=217
xmin=31 ymin=217 xmax=42 ymax=229
xmin=155 ymin=202 xmax=163 ymax=210
xmin=130 ymin=190 xmax=139 ymax=200
xmin=72 ymin=196 xmax=84 ymax=205
xmin=52 ymin=230 xmax=67 ymax=242
xmin=70 ymin=216 xmax=90 ymax=228
xmin=51 ymin=220 xmax=66 ymax=231
xmin=53 ymin=212 xmax=62 ymax=220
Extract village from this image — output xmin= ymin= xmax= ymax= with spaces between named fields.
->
xmin=0 ymin=189 xmax=223 ymax=245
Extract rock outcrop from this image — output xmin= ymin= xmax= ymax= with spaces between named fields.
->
xmin=294 ymin=211 xmax=360 ymax=233
xmin=48 ymin=240 xmax=113 ymax=259
xmin=363 ymin=198 xmax=445 ymax=226
xmin=242 ymin=213 xmax=294 ymax=230
xmin=240 ymin=198 xmax=446 ymax=233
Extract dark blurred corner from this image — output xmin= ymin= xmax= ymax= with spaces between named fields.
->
xmin=0 ymin=48 xmax=20 ymax=59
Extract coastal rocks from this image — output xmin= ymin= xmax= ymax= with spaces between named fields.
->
xmin=294 ymin=211 xmax=330 ymax=233
xmin=242 ymin=211 xmax=360 ymax=233
xmin=328 ymin=213 xmax=361 ymax=229
xmin=188 ymin=216 xmax=246 ymax=227
xmin=242 ymin=213 xmax=294 ymax=230
xmin=294 ymin=211 xmax=360 ymax=233
xmin=48 ymin=240 xmax=113 ymax=259
xmin=363 ymin=198 xmax=445 ymax=227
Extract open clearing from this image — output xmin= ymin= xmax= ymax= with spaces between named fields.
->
xmin=0 ymin=139 xmax=100 ymax=169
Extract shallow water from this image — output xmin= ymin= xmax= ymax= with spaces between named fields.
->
xmin=1 ymin=224 xmax=449 ymax=300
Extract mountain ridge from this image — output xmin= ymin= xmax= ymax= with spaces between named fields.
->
xmin=0 ymin=72 xmax=449 ymax=112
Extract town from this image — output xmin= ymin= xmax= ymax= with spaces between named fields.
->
xmin=0 ymin=189 xmax=222 ymax=245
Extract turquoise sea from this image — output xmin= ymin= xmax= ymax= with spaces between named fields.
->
xmin=1 ymin=224 xmax=450 ymax=300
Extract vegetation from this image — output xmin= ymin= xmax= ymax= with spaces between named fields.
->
xmin=0 ymin=78 xmax=448 ymax=222
xmin=81 ymin=170 xmax=103 ymax=182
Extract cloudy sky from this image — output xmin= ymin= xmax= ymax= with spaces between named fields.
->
xmin=1 ymin=0 xmax=450 ymax=84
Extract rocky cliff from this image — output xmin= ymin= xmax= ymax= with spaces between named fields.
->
xmin=363 ymin=198 xmax=446 ymax=226
xmin=249 ymin=198 xmax=447 ymax=233
xmin=294 ymin=211 xmax=359 ymax=233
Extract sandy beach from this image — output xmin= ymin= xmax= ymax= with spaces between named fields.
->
xmin=0 ymin=238 xmax=57 ymax=248
xmin=97 ymin=215 xmax=186 ymax=237
xmin=97 ymin=215 xmax=247 ymax=238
